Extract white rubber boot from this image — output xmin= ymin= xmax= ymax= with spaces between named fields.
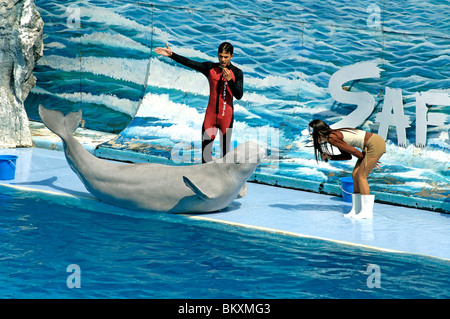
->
xmin=344 ymin=193 xmax=361 ymax=218
xmin=353 ymin=195 xmax=374 ymax=219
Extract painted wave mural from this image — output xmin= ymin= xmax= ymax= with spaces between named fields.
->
xmin=26 ymin=0 xmax=449 ymax=212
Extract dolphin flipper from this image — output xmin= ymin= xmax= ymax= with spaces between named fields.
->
xmin=39 ymin=105 xmax=81 ymax=139
xmin=183 ymin=176 xmax=211 ymax=200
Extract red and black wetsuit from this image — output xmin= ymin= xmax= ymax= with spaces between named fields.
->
xmin=170 ymin=52 xmax=244 ymax=163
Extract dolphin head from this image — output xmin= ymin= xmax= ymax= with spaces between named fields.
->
xmin=218 ymin=141 xmax=265 ymax=179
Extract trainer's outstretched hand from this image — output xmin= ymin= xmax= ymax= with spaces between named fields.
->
xmin=155 ymin=43 xmax=172 ymax=57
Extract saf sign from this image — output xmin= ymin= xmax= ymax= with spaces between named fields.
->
xmin=327 ymin=61 xmax=449 ymax=147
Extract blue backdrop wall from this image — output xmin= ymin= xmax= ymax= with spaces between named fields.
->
xmin=26 ymin=0 xmax=450 ymax=212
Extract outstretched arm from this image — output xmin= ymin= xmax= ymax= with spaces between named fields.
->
xmin=155 ymin=43 xmax=211 ymax=77
xmin=154 ymin=43 xmax=173 ymax=57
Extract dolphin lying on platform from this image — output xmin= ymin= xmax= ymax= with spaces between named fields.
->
xmin=38 ymin=105 xmax=263 ymax=213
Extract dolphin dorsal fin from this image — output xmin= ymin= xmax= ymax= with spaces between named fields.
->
xmin=183 ymin=176 xmax=210 ymax=200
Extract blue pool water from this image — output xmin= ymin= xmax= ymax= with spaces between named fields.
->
xmin=1 ymin=190 xmax=449 ymax=299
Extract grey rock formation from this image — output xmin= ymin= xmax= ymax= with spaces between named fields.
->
xmin=0 ymin=0 xmax=43 ymax=148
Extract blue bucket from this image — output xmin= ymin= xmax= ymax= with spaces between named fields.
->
xmin=339 ymin=177 xmax=354 ymax=203
xmin=0 ymin=155 xmax=18 ymax=180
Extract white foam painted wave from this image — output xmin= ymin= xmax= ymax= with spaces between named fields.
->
xmin=124 ymin=123 xmax=199 ymax=143
xmin=57 ymin=92 xmax=138 ymax=117
xmin=135 ymin=93 xmax=204 ymax=124
xmin=69 ymin=32 xmax=152 ymax=53
xmin=79 ymin=5 xmax=172 ymax=40
xmin=31 ymin=87 xmax=138 ymax=117
xmin=294 ymin=167 xmax=329 ymax=181
xmin=44 ymin=41 xmax=66 ymax=49
xmin=233 ymin=103 xmax=262 ymax=119
xmin=386 ymin=168 xmax=450 ymax=188
xmin=38 ymin=55 xmax=149 ymax=85
xmin=245 ymin=72 xmax=327 ymax=97
xmin=382 ymin=142 xmax=450 ymax=170
xmin=281 ymin=156 xmax=346 ymax=171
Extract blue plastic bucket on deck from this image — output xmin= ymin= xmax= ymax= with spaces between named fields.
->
xmin=0 ymin=155 xmax=18 ymax=180
xmin=339 ymin=177 xmax=353 ymax=202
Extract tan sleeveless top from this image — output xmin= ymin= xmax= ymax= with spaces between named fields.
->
xmin=341 ymin=129 xmax=366 ymax=150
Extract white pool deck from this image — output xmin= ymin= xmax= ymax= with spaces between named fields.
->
xmin=1 ymin=123 xmax=449 ymax=262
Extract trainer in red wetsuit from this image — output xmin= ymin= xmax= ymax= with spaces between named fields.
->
xmin=155 ymin=42 xmax=244 ymax=163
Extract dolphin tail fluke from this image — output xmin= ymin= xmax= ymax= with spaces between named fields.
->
xmin=39 ymin=105 xmax=82 ymax=139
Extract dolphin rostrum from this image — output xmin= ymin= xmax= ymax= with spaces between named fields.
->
xmin=38 ymin=105 xmax=263 ymax=213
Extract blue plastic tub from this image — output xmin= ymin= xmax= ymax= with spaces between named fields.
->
xmin=0 ymin=155 xmax=18 ymax=180
xmin=339 ymin=177 xmax=354 ymax=202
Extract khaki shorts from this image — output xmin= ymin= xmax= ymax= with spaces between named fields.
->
xmin=365 ymin=134 xmax=386 ymax=158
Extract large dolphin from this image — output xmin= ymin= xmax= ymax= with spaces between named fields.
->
xmin=38 ymin=105 xmax=263 ymax=213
